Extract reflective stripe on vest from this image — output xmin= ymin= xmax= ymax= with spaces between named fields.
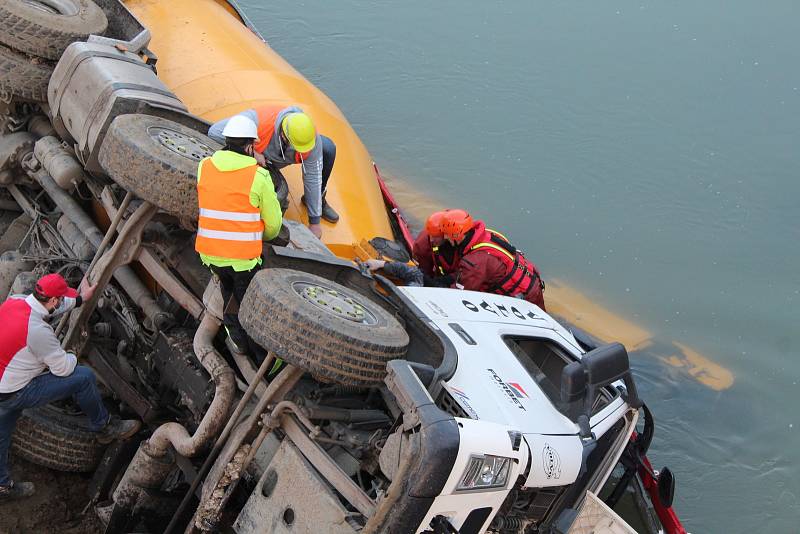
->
xmin=469 ymin=241 xmax=515 ymax=262
xmin=195 ymin=158 xmax=264 ymax=260
xmin=197 ymin=228 xmax=263 ymax=241
xmin=486 ymin=228 xmax=510 ymax=242
xmin=431 ymin=245 xmax=446 ymax=275
xmin=198 ymin=208 xmax=261 ymax=222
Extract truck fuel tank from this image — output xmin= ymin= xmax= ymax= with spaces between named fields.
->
xmin=47 ymin=41 xmax=190 ymax=174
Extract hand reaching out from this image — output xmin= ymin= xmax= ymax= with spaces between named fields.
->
xmin=79 ymin=280 xmax=98 ymax=301
xmin=365 ymin=259 xmax=386 ymax=272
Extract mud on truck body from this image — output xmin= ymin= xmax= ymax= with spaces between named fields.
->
xmin=0 ymin=1 xmax=684 ymax=533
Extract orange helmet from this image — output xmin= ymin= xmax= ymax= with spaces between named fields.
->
xmin=438 ymin=209 xmax=473 ymax=242
xmin=425 ymin=211 xmax=447 ymax=238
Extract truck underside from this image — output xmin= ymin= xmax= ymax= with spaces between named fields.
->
xmin=0 ymin=1 xmax=685 ymax=533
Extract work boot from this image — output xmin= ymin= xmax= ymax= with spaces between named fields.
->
xmin=96 ymin=415 xmax=142 ymax=445
xmin=0 ymin=481 xmax=35 ymax=502
xmin=301 ymin=195 xmax=340 ymax=223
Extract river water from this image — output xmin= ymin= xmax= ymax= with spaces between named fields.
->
xmin=239 ymin=1 xmax=799 ymax=531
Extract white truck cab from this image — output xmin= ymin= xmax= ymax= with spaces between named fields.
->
xmin=391 ymin=287 xmax=640 ymax=533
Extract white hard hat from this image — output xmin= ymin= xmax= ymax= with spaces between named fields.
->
xmin=221 ymin=115 xmax=258 ymax=140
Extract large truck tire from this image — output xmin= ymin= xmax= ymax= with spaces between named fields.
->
xmin=99 ymin=114 xmax=289 ymax=224
xmin=240 ymin=269 xmax=409 ymax=386
xmin=11 ymin=404 xmax=105 ymax=472
xmin=98 ymin=114 xmax=220 ymax=225
xmin=0 ymin=44 xmax=52 ymax=102
xmin=0 ymin=213 xmax=32 ymax=254
xmin=0 ymin=0 xmax=108 ymax=61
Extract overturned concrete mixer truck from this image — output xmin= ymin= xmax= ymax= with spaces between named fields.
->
xmin=0 ymin=0 xmax=687 ymax=532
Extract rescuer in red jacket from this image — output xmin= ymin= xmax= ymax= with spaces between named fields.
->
xmin=412 ymin=209 xmax=546 ymax=310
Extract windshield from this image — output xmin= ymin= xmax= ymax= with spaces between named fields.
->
xmin=503 ymin=336 xmax=618 ymax=420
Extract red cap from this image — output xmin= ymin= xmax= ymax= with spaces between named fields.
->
xmin=35 ymin=274 xmax=78 ymax=299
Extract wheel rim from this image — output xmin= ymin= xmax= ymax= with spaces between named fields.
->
xmin=21 ymin=0 xmax=79 ymax=16
xmin=149 ymin=126 xmax=215 ymax=162
xmin=293 ymin=281 xmax=378 ymax=325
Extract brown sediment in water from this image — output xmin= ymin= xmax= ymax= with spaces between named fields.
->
xmin=379 ymin=174 xmax=736 ymax=391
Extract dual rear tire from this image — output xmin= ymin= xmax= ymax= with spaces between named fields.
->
xmin=11 ymin=404 xmax=104 ymax=473
xmin=0 ymin=0 xmax=107 ymax=102
xmin=240 ymin=269 xmax=410 ymax=387
xmin=98 ymin=114 xmax=291 ymax=226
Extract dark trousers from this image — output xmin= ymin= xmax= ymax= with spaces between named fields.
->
xmin=0 ymin=366 xmax=108 ymax=486
xmin=267 ymin=135 xmax=337 ymax=195
xmin=209 ymin=265 xmax=267 ymax=365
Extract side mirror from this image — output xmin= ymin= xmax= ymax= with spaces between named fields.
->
xmin=561 ymin=362 xmax=587 ymax=430
xmin=657 ymin=466 xmax=676 ymax=508
xmin=561 ymin=361 xmax=586 ymax=403
xmin=583 ymin=342 xmax=642 ymax=409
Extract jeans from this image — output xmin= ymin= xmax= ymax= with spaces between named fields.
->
xmin=0 ymin=365 xmax=108 ymax=486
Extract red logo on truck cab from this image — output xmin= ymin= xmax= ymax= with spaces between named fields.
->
xmin=507 ymin=382 xmax=528 ymax=398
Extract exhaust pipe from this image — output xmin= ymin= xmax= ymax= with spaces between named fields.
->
xmin=147 ymin=308 xmax=236 ymax=457
xmin=108 ymin=284 xmax=235 ymax=522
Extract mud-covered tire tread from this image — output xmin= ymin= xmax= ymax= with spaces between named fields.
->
xmin=11 ymin=404 xmax=104 ymax=472
xmin=98 ymin=114 xmax=221 ymax=223
xmin=0 ymin=44 xmax=52 ymax=102
xmin=0 ymin=0 xmax=108 ymax=61
xmin=240 ymin=269 xmax=409 ymax=386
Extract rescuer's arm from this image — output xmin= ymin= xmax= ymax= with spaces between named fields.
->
xmin=251 ymin=168 xmax=282 ymax=241
xmin=412 ymin=231 xmax=436 ymax=277
xmin=207 ymin=118 xmax=228 ymax=145
xmin=458 ymin=253 xmax=508 ymax=292
xmin=423 ymin=273 xmax=455 ymax=287
xmin=28 ymin=325 xmax=77 ymax=378
xmin=456 ymin=251 xmax=504 ymax=292
xmin=455 ymin=256 xmax=487 ymax=291
xmin=366 ymin=259 xmax=425 ymax=287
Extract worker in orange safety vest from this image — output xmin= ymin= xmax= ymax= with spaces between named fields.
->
xmin=208 ymin=105 xmax=337 ymax=239
xmin=195 ymin=115 xmax=283 ymax=365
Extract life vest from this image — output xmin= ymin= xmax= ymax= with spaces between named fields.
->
xmin=195 ymin=156 xmax=264 ymax=259
xmin=253 ymin=105 xmax=303 ymax=163
xmin=466 ymin=228 xmax=544 ymax=298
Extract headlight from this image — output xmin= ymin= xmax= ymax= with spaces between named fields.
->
xmin=457 ymin=454 xmax=513 ymax=491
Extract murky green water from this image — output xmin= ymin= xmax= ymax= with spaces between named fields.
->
xmin=239 ymin=1 xmax=799 ymax=531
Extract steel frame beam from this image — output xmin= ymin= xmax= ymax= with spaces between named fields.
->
xmin=282 ymin=415 xmax=376 ymax=517
xmin=63 ymin=200 xmax=159 ymax=353
xmin=99 ymin=188 xmax=204 ymax=319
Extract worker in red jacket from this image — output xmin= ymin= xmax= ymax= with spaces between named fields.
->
xmin=0 ymin=274 xmax=141 ymax=502
xmin=413 ymin=209 xmax=546 ymax=310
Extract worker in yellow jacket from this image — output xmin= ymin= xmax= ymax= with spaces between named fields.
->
xmin=195 ymin=115 xmax=282 ymax=364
